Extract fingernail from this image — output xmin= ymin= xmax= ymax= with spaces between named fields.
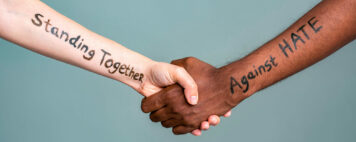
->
xmin=190 ymin=96 xmax=198 ymax=105
xmin=192 ymin=130 xmax=201 ymax=136
xmin=203 ymin=123 xmax=209 ymax=130
xmin=212 ymin=118 xmax=217 ymax=123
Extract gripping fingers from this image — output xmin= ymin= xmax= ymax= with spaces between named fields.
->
xmin=171 ymin=66 xmax=198 ymax=105
xmin=141 ymin=90 xmax=166 ymax=113
xmin=191 ymin=129 xmax=202 ymax=136
xmin=172 ymin=125 xmax=196 ymax=135
xmin=161 ymin=119 xmax=181 ymax=128
xmin=208 ymin=115 xmax=220 ymax=126
xmin=200 ymin=121 xmax=210 ymax=130
xmin=149 ymin=108 xmax=172 ymax=122
xmin=224 ymin=110 xmax=232 ymax=117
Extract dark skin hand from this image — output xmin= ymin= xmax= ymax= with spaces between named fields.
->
xmin=142 ymin=0 xmax=356 ymax=135
xmin=141 ymin=57 xmax=246 ymax=134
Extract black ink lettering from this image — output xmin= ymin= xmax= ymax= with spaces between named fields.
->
xmin=291 ymin=33 xmax=305 ymax=50
xmin=69 ymin=35 xmax=81 ymax=48
xmin=270 ymin=56 xmax=278 ymax=67
xmin=230 ymin=77 xmax=242 ymax=94
xmin=125 ymin=65 xmax=130 ymax=76
xmin=44 ymin=19 xmax=51 ymax=32
xmin=133 ymin=73 xmax=139 ymax=80
xmin=109 ymin=62 xmax=121 ymax=74
xmin=253 ymin=65 xmax=259 ymax=77
xmin=297 ymin=24 xmax=310 ymax=40
xmin=119 ymin=65 xmax=126 ymax=74
xmin=247 ymin=72 xmax=255 ymax=79
xmin=231 ymin=16 xmax=322 ymax=94
xmin=31 ymin=13 xmax=146 ymax=83
xmin=80 ymin=44 xmax=88 ymax=53
xmin=31 ymin=13 xmax=43 ymax=26
xmin=77 ymin=39 xmax=84 ymax=49
xmin=60 ymin=31 xmax=69 ymax=42
xmin=308 ymin=17 xmax=322 ymax=33
xmin=258 ymin=65 xmax=266 ymax=75
xmin=100 ymin=49 xmax=111 ymax=65
xmin=83 ymin=50 xmax=95 ymax=60
xmin=279 ymin=39 xmax=293 ymax=58
xmin=105 ymin=59 xmax=114 ymax=68
xmin=129 ymin=67 xmax=135 ymax=78
xmin=241 ymin=76 xmax=249 ymax=93
xmin=139 ymin=74 xmax=144 ymax=82
xmin=265 ymin=60 xmax=272 ymax=72
xmin=50 ymin=27 xmax=59 ymax=37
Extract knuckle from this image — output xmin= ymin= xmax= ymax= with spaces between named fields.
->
xmin=171 ymin=106 xmax=182 ymax=114
xmin=161 ymin=121 xmax=171 ymax=128
xmin=140 ymin=99 xmax=149 ymax=113
xmin=184 ymin=57 xmax=197 ymax=63
xmin=141 ymin=106 xmax=149 ymax=113
xmin=182 ymin=116 xmax=201 ymax=128
xmin=170 ymin=59 xmax=181 ymax=64
xmin=175 ymin=67 xmax=186 ymax=75
xmin=182 ymin=116 xmax=193 ymax=126
xmin=193 ymin=122 xmax=201 ymax=129
xmin=161 ymin=122 xmax=168 ymax=128
xmin=172 ymin=128 xmax=181 ymax=135
xmin=167 ymin=85 xmax=183 ymax=94
xmin=165 ymin=91 xmax=178 ymax=100
xmin=141 ymin=106 xmax=150 ymax=113
xmin=149 ymin=113 xmax=159 ymax=122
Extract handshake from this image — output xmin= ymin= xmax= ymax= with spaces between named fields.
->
xmin=2 ymin=0 xmax=351 ymax=137
xmin=139 ymin=57 xmax=250 ymax=136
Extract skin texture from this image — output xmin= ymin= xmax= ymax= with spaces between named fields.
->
xmin=0 ymin=0 xmax=199 ymax=102
xmin=142 ymin=57 xmax=245 ymax=134
xmin=0 ymin=0 xmax=224 ymax=135
xmin=142 ymin=0 xmax=356 ymax=135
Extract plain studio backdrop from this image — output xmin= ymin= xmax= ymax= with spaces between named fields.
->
xmin=0 ymin=0 xmax=355 ymax=142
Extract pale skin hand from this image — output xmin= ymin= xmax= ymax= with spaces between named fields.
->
xmin=0 ymin=0 xmax=229 ymax=135
xmin=0 ymin=0 xmax=199 ymax=100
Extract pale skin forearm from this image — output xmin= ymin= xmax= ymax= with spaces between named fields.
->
xmin=4 ymin=0 xmax=159 ymax=92
xmin=0 ymin=0 xmax=152 ymax=90
xmin=220 ymin=0 xmax=356 ymax=101
xmin=0 ymin=0 xmax=203 ymax=105
xmin=0 ymin=0 xmax=230 ymax=135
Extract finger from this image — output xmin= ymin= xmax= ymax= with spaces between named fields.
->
xmin=191 ymin=129 xmax=202 ymax=136
xmin=141 ymin=90 xmax=166 ymax=113
xmin=172 ymin=126 xmax=196 ymax=135
xmin=224 ymin=110 xmax=232 ymax=117
xmin=172 ymin=67 xmax=198 ymax=105
xmin=200 ymin=121 xmax=210 ymax=130
xmin=208 ymin=115 xmax=220 ymax=126
xmin=149 ymin=108 xmax=172 ymax=122
xmin=161 ymin=119 xmax=181 ymax=128
xmin=170 ymin=58 xmax=185 ymax=66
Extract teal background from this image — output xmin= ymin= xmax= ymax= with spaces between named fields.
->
xmin=1 ymin=0 xmax=355 ymax=141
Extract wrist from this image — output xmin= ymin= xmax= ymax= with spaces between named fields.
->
xmin=217 ymin=60 xmax=260 ymax=99
xmin=113 ymin=51 xmax=158 ymax=95
xmin=129 ymin=58 xmax=158 ymax=94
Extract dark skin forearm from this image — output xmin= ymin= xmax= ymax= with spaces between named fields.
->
xmin=221 ymin=0 xmax=356 ymax=102
xmin=141 ymin=0 xmax=356 ymax=135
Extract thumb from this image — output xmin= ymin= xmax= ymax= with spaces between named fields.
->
xmin=171 ymin=66 xmax=198 ymax=105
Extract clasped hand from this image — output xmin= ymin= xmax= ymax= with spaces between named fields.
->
xmin=141 ymin=57 xmax=247 ymax=135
